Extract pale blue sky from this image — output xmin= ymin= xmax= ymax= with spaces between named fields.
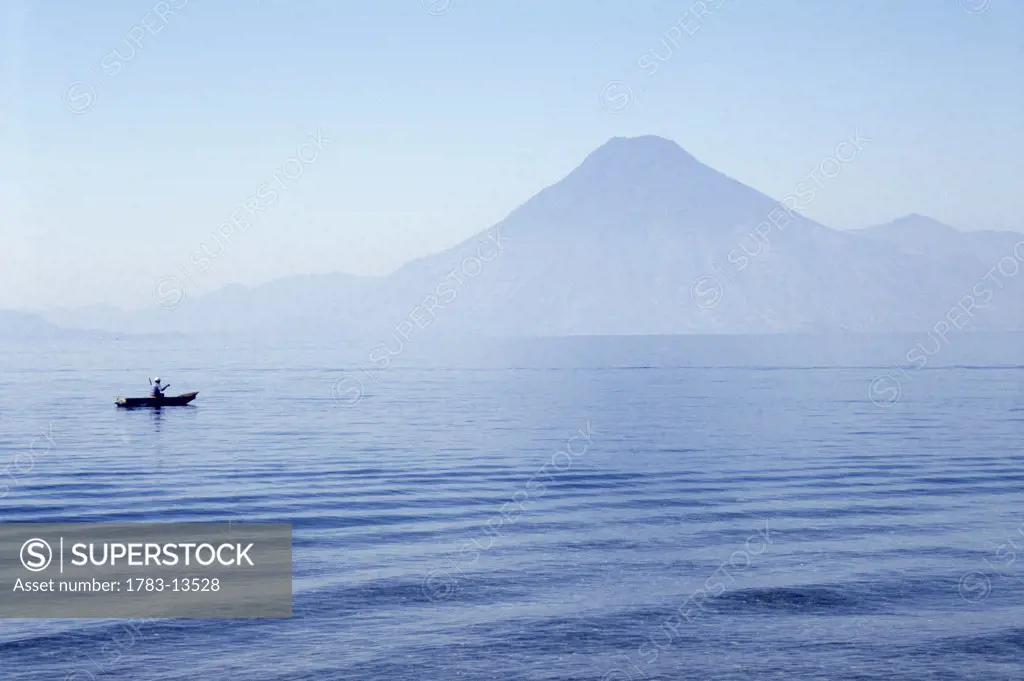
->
xmin=2 ymin=0 xmax=1021 ymax=309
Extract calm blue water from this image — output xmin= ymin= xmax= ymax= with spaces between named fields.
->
xmin=1 ymin=335 xmax=1023 ymax=680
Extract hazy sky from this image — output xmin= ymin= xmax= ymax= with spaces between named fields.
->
xmin=2 ymin=0 xmax=1021 ymax=310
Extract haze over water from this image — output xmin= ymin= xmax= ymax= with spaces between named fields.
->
xmin=1 ymin=335 xmax=1022 ymax=680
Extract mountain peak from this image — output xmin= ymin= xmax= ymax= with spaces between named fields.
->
xmin=583 ymin=135 xmax=699 ymax=167
xmin=881 ymin=214 xmax=961 ymax=233
xmin=562 ymin=135 xmax=720 ymax=193
xmin=501 ymin=134 xmax=783 ymax=237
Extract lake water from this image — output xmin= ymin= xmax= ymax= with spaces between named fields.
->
xmin=1 ymin=335 xmax=1023 ymax=680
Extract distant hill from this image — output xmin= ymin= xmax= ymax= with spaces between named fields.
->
xmin=0 ymin=310 xmax=187 ymax=342
xmin=0 ymin=310 xmax=92 ymax=341
xmin=35 ymin=136 xmax=1024 ymax=337
xmin=851 ymin=213 xmax=1023 ymax=266
xmin=42 ymin=273 xmax=377 ymax=339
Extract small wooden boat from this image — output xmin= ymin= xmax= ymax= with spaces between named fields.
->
xmin=116 ymin=392 xmax=198 ymax=408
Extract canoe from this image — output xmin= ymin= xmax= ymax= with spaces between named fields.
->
xmin=116 ymin=392 xmax=198 ymax=408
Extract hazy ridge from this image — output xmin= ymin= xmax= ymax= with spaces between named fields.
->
xmin=16 ymin=136 xmax=1024 ymax=340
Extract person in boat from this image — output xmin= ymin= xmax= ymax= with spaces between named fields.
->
xmin=149 ymin=377 xmax=170 ymax=398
